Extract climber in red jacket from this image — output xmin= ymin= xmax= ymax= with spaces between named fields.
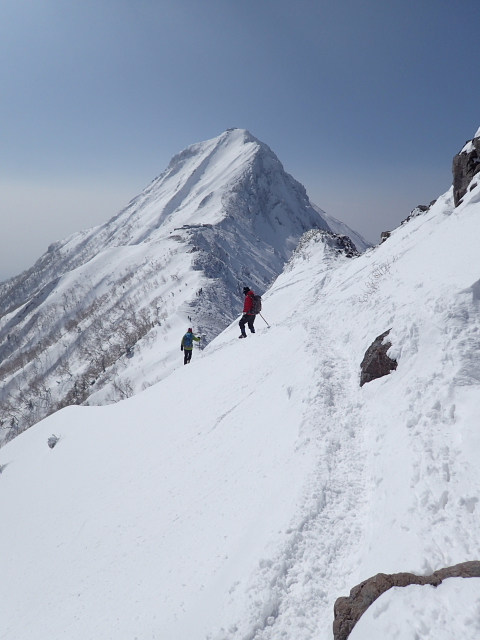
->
xmin=239 ymin=287 xmax=256 ymax=338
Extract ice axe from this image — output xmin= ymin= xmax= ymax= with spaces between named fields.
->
xmin=259 ymin=313 xmax=270 ymax=328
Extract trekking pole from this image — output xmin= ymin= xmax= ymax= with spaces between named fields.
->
xmin=259 ymin=313 xmax=270 ymax=328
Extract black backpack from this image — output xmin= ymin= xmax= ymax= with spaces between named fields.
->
xmin=252 ymin=294 xmax=262 ymax=314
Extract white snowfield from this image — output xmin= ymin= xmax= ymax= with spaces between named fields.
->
xmin=2 ymin=175 xmax=480 ymax=639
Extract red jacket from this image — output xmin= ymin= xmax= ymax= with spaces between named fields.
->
xmin=243 ymin=290 xmax=255 ymax=314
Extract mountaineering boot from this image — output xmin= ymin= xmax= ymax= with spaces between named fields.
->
xmin=239 ymin=334 xmax=247 ymax=339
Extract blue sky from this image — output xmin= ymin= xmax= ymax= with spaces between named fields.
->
xmin=1 ymin=0 xmax=479 ymax=281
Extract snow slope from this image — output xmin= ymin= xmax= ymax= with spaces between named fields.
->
xmin=2 ymin=148 xmax=480 ymax=640
xmin=0 ymin=129 xmax=367 ymax=443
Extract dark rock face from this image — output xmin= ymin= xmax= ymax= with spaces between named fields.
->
xmin=360 ymin=329 xmax=397 ymax=386
xmin=452 ymin=136 xmax=480 ymax=206
xmin=333 ymin=561 xmax=480 ymax=640
xmin=324 ymin=232 xmax=360 ymax=258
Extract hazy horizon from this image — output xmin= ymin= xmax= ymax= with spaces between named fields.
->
xmin=1 ymin=0 xmax=478 ymax=281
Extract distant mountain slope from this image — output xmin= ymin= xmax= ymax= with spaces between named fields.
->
xmin=0 ymin=128 xmax=366 ymax=442
xmin=1 ymin=130 xmax=480 ymax=639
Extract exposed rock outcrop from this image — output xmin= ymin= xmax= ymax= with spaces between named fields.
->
xmin=379 ymin=231 xmax=391 ymax=243
xmin=285 ymin=229 xmax=359 ymax=273
xmin=360 ymin=329 xmax=397 ymax=386
xmin=381 ymin=199 xmax=437 ymax=245
xmin=452 ymin=133 xmax=480 ymax=206
xmin=333 ymin=561 xmax=480 ymax=640
xmin=322 ymin=231 xmax=360 ymax=258
xmin=401 ymin=200 xmax=436 ymax=225
xmin=300 ymin=228 xmax=360 ymax=258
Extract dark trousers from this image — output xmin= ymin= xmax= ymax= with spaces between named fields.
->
xmin=239 ymin=314 xmax=255 ymax=336
xmin=184 ymin=349 xmax=192 ymax=365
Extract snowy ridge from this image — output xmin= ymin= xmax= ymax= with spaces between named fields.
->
xmin=0 ymin=129 xmax=367 ymax=442
xmin=2 ymin=127 xmax=480 ymax=639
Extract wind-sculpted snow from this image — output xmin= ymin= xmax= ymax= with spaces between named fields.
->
xmin=0 ymin=129 xmax=367 ymax=442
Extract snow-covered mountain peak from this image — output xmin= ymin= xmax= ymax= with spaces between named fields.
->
xmin=156 ymin=128 xmax=262 ymax=200
xmin=66 ymin=127 xmax=322 ymax=252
